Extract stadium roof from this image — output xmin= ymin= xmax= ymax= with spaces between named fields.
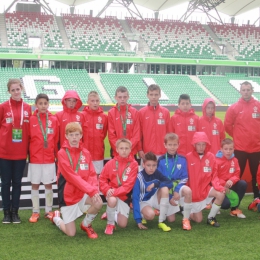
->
xmin=55 ymin=0 xmax=260 ymax=17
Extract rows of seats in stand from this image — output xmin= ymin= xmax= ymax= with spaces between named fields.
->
xmin=208 ymin=22 xmax=260 ymax=61
xmin=126 ymin=18 xmax=227 ymax=60
xmin=0 ymin=68 xmax=105 ymax=104
xmin=199 ymin=74 xmax=242 ymax=104
xmin=61 ymin=14 xmax=134 ymax=56
xmin=100 ymin=73 xmax=210 ymax=105
xmin=5 ymin=11 xmax=63 ymax=49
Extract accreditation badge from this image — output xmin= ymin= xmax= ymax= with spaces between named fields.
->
xmin=96 ymin=123 xmax=103 ymax=129
xmin=47 ymin=128 xmax=54 ymax=134
xmin=229 ymin=168 xmax=235 ymax=173
xmin=122 ymin=175 xmax=128 ymax=181
xmin=80 ymin=164 xmax=89 ymax=170
xmin=126 ymin=119 xmax=133 ymax=125
xmin=12 ymin=128 xmax=22 ymax=142
xmin=252 ymin=113 xmax=260 ymax=118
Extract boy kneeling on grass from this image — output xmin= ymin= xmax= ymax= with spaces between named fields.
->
xmin=132 ymin=152 xmax=179 ymax=231
xmin=51 ymin=122 xmax=103 ymax=238
xmin=99 ymin=138 xmax=138 ymax=235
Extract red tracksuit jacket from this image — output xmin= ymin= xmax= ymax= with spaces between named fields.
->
xmin=57 ymin=140 xmax=99 ymax=207
xmin=224 ymin=97 xmax=260 ymax=153
xmin=138 ymin=103 xmax=170 ymax=155
xmin=99 ymin=154 xmax=138 ymax=201
xmin=215 ymin=152 xmax=240 ymax=187
xmin=0 ymin=98 xmax=31 ymax=160
xmin=186 ymin=132 xmax=225 ymax=202
xmin=170 ymin=108 xmax=199 ymax=156
xmin=29 ymin=110 xmax=58 ymax=164
xmin=55 ymin=90 xmax=84 ymax=147
xmin=82 ymin=106 xmax=108 ymax=160
xmin=199 ymin=98 xmax=225 ymax=155
xmin=108 ymin=104 xmax=140 ymax=156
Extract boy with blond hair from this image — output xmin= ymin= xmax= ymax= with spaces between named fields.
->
xmin=82 ymin=91 xmax=108 ymax=174
xmin=157 ymin=133 xmax=192 ymax=230
xmin=51 ymin=122 xmax=102 ymax=238
xmin=99 ymin=138 xmax=138 ymax=235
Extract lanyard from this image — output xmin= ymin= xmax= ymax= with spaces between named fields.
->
xmin=116 ymin=160 xmax=130 ymax=186
xmin=66 ymin=148 xmax=82 ymax=173
xmin=37 ymin=112 xmax=48 ymax=142
xmin=165 ymin=153 xmax=178 ymax=180
xmin=117 ymin=104 xmax=128 ymax=136
xmin=9 ymin=99 xmax=24 ymax=128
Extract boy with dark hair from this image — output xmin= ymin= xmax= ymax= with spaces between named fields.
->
xmin=82 ymin=91 xmax=108 ymax=175
xmin=51 ymin=122 xmax=103 ymax=238
xmin=138 ymin=84 xmax=170 ymax=160
xmin=99 ymin=138 xmax=138 ymax=235
xmin=186 ymin=132 xmax=225 ymax=227
xmin=199 ymin=98 xmax=225 ymax=155
xmin=170 ymin=94 xmax=199 ymax=156
xmin=157 ymin=133 xmax=192 ymax=230
xmin=216 ymin=138 xmax=247 ymax=218
xmin=56 ymin=90 xmax=84 ymax=147
xmin=108 ymin=86 xmax=140 ymax=157
xmin=132 ymin=152 xmax=179 ymax=231
xmin=28 ymin=93 xmax=59 ymax=223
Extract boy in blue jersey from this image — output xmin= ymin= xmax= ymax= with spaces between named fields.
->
xmin=157 ymin=133 xmax=192 ymax=230
xmin=132 ymin=152 xmax=179 ymax=231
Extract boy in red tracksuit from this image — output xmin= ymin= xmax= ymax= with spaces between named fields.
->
xmin=28 ymin=94 xmax=59 ymax=223
xmin=51 ymin=122 xmax=102 ymax=238
xmin=186 ymin=132 xmax=225 ymax=227
xmin=108 ymin=86 xmax=140 ymax=157
xmin=215 ymin=138 xmax=247 ymax=218
xmin=138 ymin=84 xmax=170 ymax=160
xmin=170 ymin=94 xmax=198 ymax=156
xmin=82 ymin=91 xmax=108 ymax=175
xmin=199 ymin=98 xmax=225 ymax=155
xmin=99 ymin=138 xmax=138 ymax=235
xmin=56 ymin=90 xmax=84 ymax=148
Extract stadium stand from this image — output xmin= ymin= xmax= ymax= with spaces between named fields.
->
xmin=126 ymin=18 xmax=227 ymax=60
xmin=0 ymin=68 xmax=105 ymax=104
xmin=100 ymin=73 xmax=209 ymax=104
xmin=5 ymin=11 xmax=63 ymax=49
xmin=208 ymin=22 xmax=260 ymax=61
xmin=61 ymin=14 xmax=134 ymax=55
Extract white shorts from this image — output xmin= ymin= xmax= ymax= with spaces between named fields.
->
xmin=114 ymin=198 xmax=130 ymax=219
xmin=92 ymin=160 xmax=104 ymax=174
xmin=140 ymin=190 xmax=180 ymax=216
xmin=191 ymin=187 xmax=214 ymax=214
xmin=60 ymin=194 xmax=90 ymax=224
xmin=27 ymin=163 xmax=56 ymax=184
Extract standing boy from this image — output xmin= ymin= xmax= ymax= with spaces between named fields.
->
xmin=56 ymin=90 xmax=84 ymax=147
xmin=170 ymin=94 xmax=199 ymax=156
xmin=82 ymin=91 xmax=108 ymax=175
xmin=138 ymin=84 xmax=170 ymax=160
xmin=216 ymin=138 xmax=247 ymax=218
xmin=99 ymin=138 xmax=138 ymax=235
xmin=108 ymin=86 xmax=140 ymax=157
xmin=28 ymin=94 xmax=58 ymax=222
xmin=52 ymin=122 xmax=103 ymax=238
xmin=157 ymin=133 xmax=192 ymax=230
xmin=132 ymin=152 xmax=179 ymax=232
xmin=186 ymin=132 xmax=225 ymax=227
xmin=199 ymin=98 xmax=225 ymax=155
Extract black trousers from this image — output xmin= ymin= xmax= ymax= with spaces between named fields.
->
xmin=234 ymin=150 xmax=260 ymax=198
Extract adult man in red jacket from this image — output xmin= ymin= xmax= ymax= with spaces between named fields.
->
xmin=224 ymin=81 xmax=260 ymax=199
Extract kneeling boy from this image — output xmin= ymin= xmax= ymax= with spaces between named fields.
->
xmin=157 ymin=133 xmax=192 ymax=230
xmin=132 ymin=152 xmax=179 ymax=231
xmin=99 ymin=138 xmax=138 ymax=235
xmin=186 ymin=132 xmax=225 ymax=227
xmin=53 ymin=123 xmax=103 ymax=238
